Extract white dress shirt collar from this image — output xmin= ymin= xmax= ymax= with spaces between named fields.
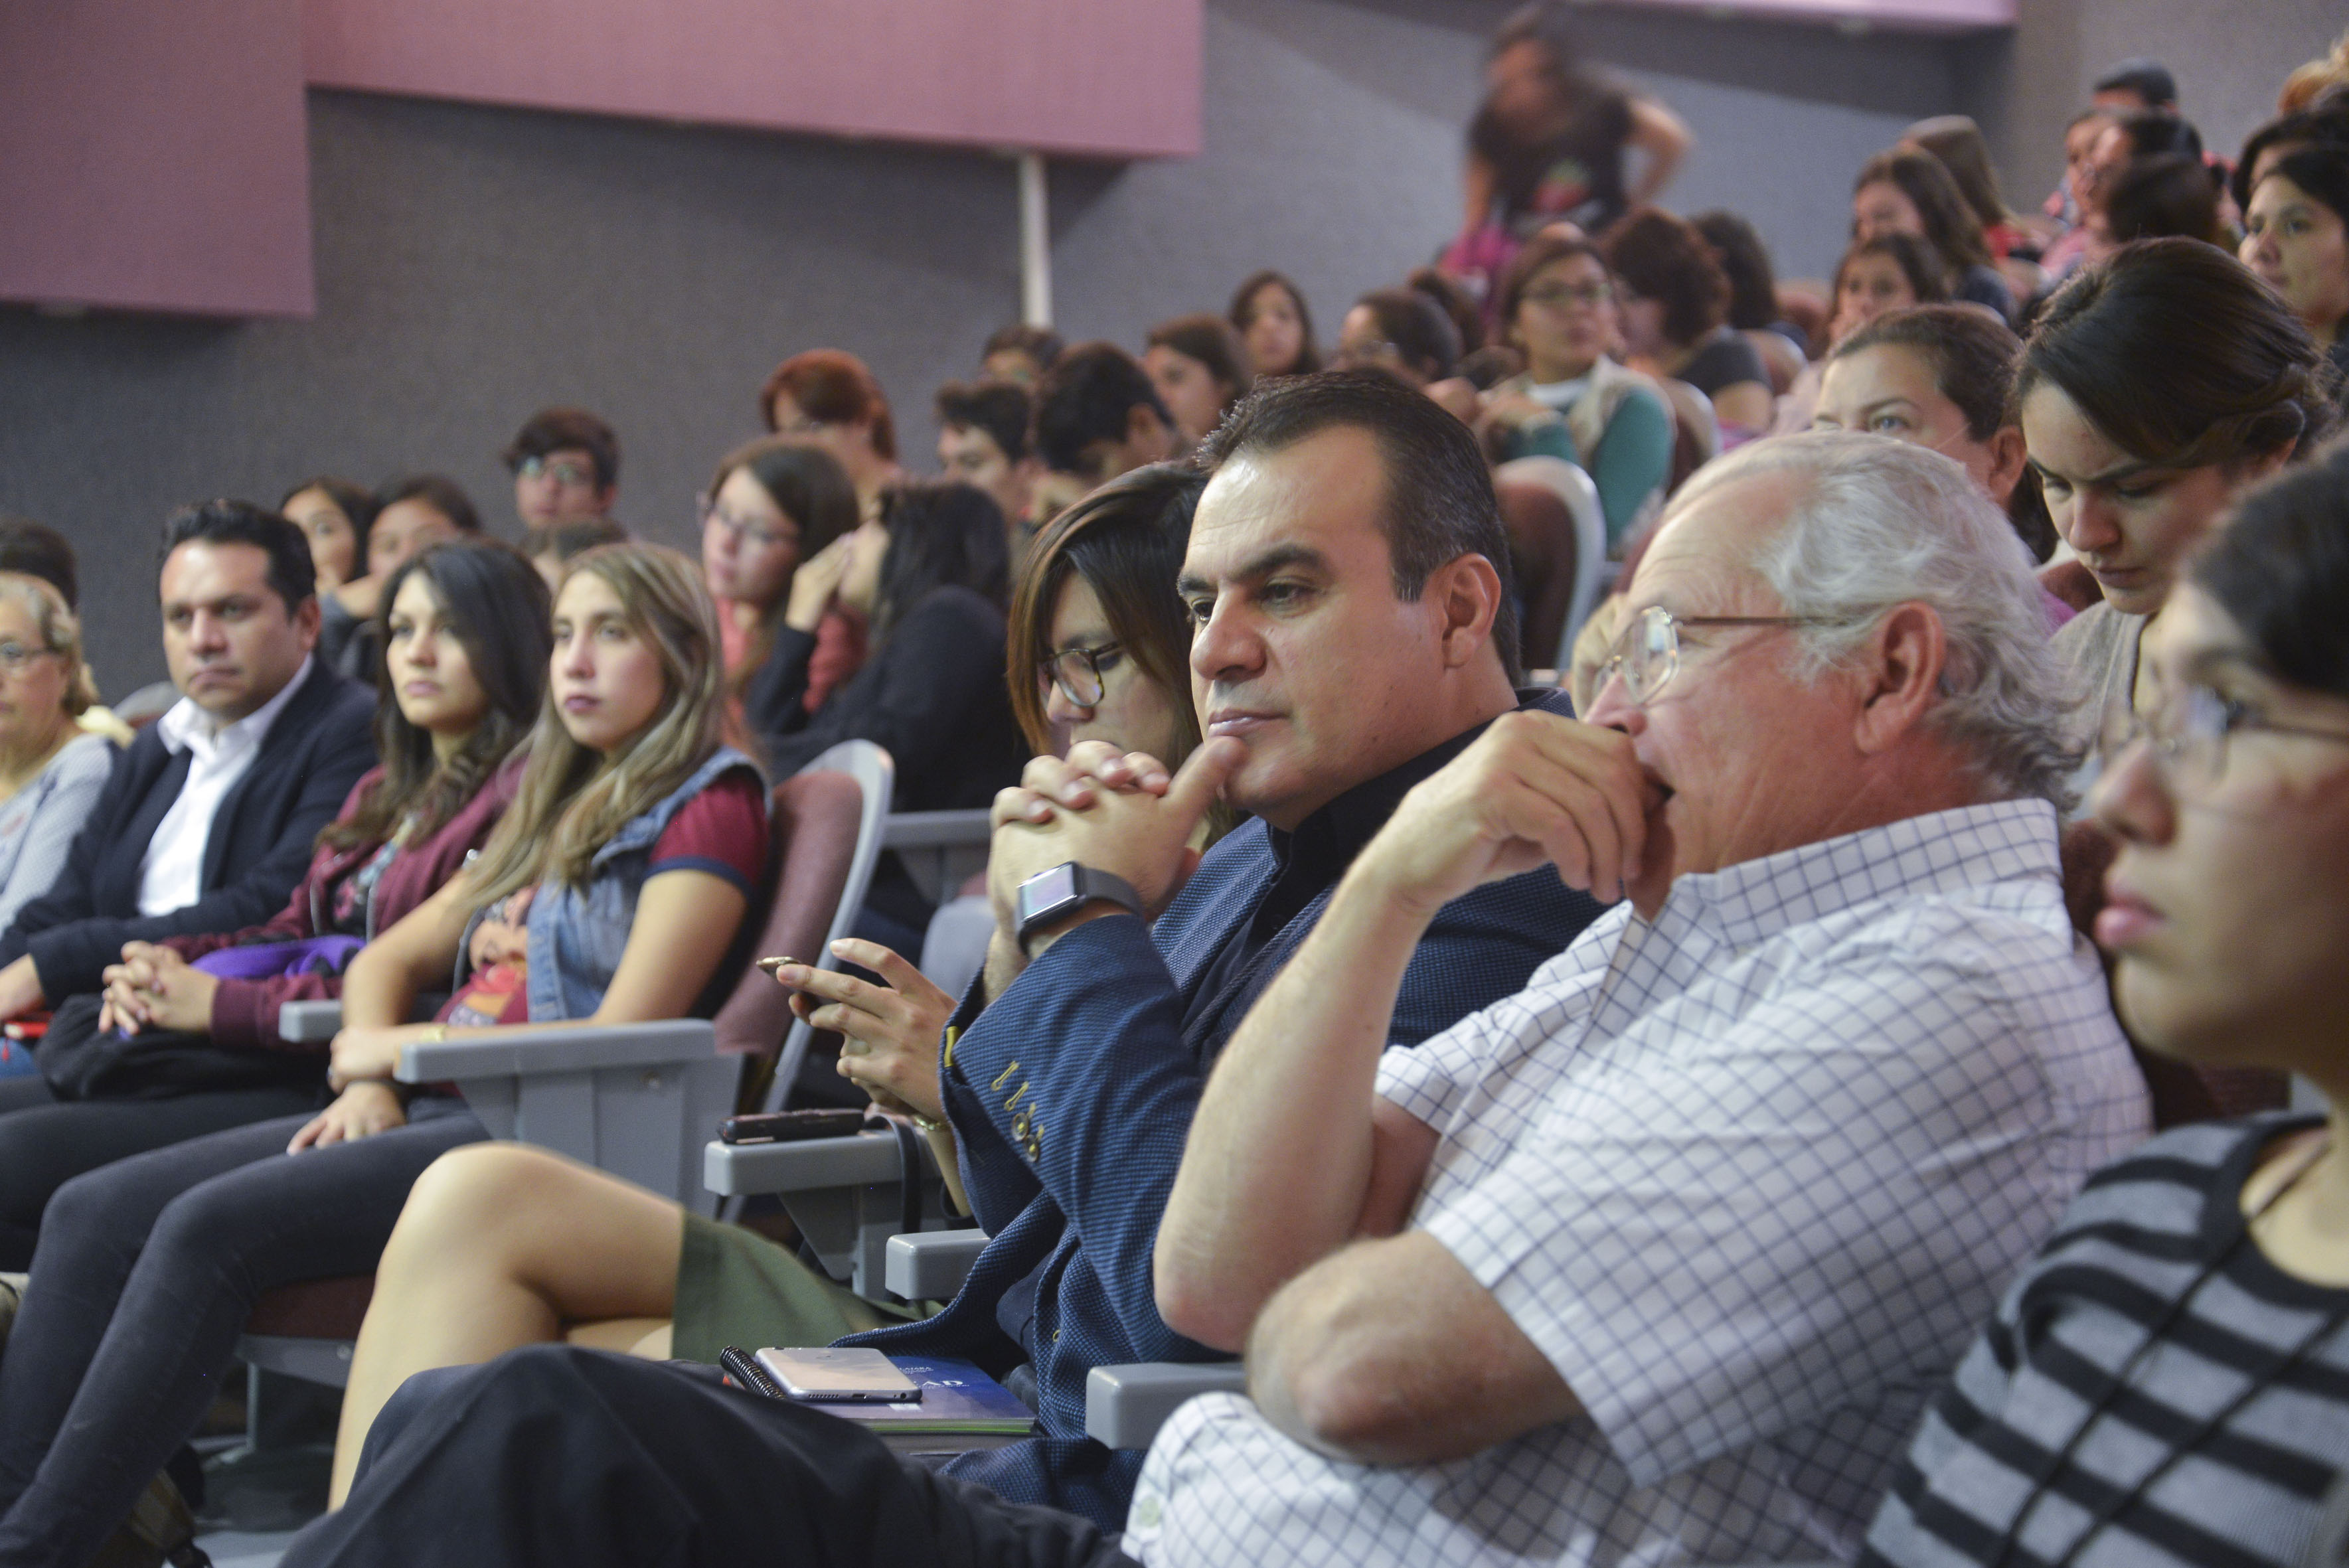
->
xmin=153 ymin=653 xmax=315 ymax=760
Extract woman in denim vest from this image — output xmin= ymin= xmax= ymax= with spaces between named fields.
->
xmin=0 ymin=543 xmax=769 ymax=1568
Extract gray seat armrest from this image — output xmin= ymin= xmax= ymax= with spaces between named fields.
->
xmin=384 ymin=1019 xmax=735 ymax=1208
xmin=392 ymin=1019 xmax=715 ymax=1081
xmin=704 ymin=1131 xmax=947 ymax=1299
xmin=702 ymin=1129 xmax=924 ymax=1194
xmin=884 ymin=1229 xmax=989 ymax=1301
xmin=278 ymin=999 xmax=344 ymax=1043
xmin=1086 ymin=1362 xmax=1249 ymax=1450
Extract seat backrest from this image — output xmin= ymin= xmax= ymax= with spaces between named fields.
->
xmin=758 ymin=740 xmax=894 ymax=1110
xmin=1659 ymin=377 xmax=1720 ymax=496
xmin=710 ymin=743 xmax=893 ymax=1095
xmin=1496 ymin=456 xmax=1607 ymax=672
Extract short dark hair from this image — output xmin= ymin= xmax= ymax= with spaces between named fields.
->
xmin=376 ymin=474 xmax=483 ymax=534
xmin=935 ymin=378 xmax=1034 ymax=465
xmin=1198 ymin=368 xmax=1522 ymax=684
xmin=1032 ymin=343 xmax=1172 ymax=475
xmin=983 ymin=324 xmax=1065 ymax=372
xmin=2016 ymin=238 xmax=2337 ymax=471
xmin=1831 ymin=305 xmax=2057 ymax=561
xmin=1604 ymin=208 xmax=1732 ymax=347
xmin=2109 ymin=108 xmax=2202 ymax=164
xmin=0 ymin=515 xmax=79 ymax=609
xmin=2192 ymin=447 xmax=2349 ymax=698
xmin=1350 ymin=287 xmax=1462 ymax=383
xmin=1853 ymin=147 xmax=1992 ymax=272
xmin=503 ymin=408 xmax=620 ymax=491
xmin=762 ymin=349 xmax=897 ymax=461
xmin=1228 ymin=270 xmax=1322 ymax=375
xmin=159 ymin=499 xmax=315 ymax=611
xmin=2102 ymin=152 xmax=2223 ymax=246
xmin=2093 ymin=58 xmax=2178 ymax=109
xmin=1689 ymin=211 xmax=1782 ymax=332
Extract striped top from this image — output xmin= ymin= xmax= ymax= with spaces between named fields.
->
xmin=1864 ymin=1114 xmax=2349 ymax=1568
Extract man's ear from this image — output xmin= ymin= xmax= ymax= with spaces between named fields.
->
xmin=1852 ymin=601 xmax=1945 ymax=755
xmin=1430 ymin=554 xmax=1504 ymax=670
xmin=293 ymin=593 xmax=324 ymax=654
xmin=594 ymin=485 xmax=618 ymax=516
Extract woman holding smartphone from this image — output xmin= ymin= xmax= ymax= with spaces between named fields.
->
xmin=323 ymin=465 xmax=1220 ymax=1498
xmin=0 ymin=544 xmax=768 ymax=1567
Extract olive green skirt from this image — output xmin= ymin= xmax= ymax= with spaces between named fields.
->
xmin=671 ymin=1212 xmax=930 ymax=1366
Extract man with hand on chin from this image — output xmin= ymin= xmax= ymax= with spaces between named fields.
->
xmin=284 ymin=370 xmax=1603 ymax=1563
xmin=1127 ymin=431 xmax=2152 ymax=1567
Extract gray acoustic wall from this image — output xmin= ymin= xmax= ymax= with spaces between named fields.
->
xmin=1961 ymin=0 xmax=2342 ymax=206
xmin=3 ymin=0 xmax=2331 ymax=698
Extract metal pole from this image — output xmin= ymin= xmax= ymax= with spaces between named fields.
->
xmin=1018 ymin=151 xmax=1052 ymax=328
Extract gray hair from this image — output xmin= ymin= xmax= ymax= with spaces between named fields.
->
xmin=0 ymin=572 xmax=95 ymax=718
xmin=1664 ymin=431 xmax=2081 ymax=807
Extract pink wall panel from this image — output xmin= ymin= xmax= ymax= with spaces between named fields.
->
xmin=302 ymin=0 xmax=1204 ymax=159
xmin=0 ymin=0 xmax=314 ymax=316
xmin=1615 ymin=0 xmax=2012 ymax=33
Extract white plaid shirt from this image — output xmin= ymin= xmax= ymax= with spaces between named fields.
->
xmin=1124 ymin=800 xmax=2150 ymax=1567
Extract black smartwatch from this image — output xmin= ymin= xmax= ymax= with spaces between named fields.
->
xmin=1014 ymin=862 xmax=1143 ymax=953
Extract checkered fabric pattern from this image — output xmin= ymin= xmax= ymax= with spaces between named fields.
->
xmin=1123 ymin=799 xmax=2152 ymax=1567
xmin=847 ymin=699 xmax=1603 ymax=1531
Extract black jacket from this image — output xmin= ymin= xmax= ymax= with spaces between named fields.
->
xmin=0 ymin=659 xmax=378 ymax=1000
xmin=744 ymin=586 xmax=1026 ymax=813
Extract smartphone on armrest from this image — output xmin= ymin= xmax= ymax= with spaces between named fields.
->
xmin=718 ymin=1108 xmax=868 ymax=1144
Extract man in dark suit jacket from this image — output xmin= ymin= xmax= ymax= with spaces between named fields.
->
xmin=0 ymin=502 xmax=376 ymax=1238
xmin=289 ymin=374 xmax=1609 ymax=1565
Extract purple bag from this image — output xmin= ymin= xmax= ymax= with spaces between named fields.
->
xmin=191 ymin=935 xmax=366 ymax=981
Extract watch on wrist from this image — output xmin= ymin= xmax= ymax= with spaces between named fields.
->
xmin=1014 ymin=862 xmax=1144 ymax=953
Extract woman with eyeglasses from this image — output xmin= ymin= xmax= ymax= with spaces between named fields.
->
xmin=0 ymin=578 xmax=113 ymax=946
xmin=1857 ymin=452 xmax=2349 ymax=1568
xmin=319 ymin=466 xmax=1222 ymax=1487
xmin=697 ymin=437 xmax=861 ymax=704
xmin=2018 ymin=239 xmax=2334 ymax=769
xmin=1478 ymin=231 xmax=1674 ymax=548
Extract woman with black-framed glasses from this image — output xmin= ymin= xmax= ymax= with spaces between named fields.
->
xmin=1859 ymin=453 xmax=2349 ymax=1568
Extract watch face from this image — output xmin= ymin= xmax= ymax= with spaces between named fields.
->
xmin=1019 ymin=862 xmax=1080 ymax=923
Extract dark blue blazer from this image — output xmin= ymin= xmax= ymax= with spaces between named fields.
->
xmin=845 ymin=694 xmax=1603 ymax=1529
xmin=0 ymin=659 xmax=378 ymax=1000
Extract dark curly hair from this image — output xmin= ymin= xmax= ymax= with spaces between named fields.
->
xmin=1602 ymin=208 xmax=1730 ymax=347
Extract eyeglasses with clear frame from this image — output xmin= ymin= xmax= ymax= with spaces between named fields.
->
xmin=1038 ymin=643 xmax=1124 ymax=708
xmin=696 ymin=494 xmax=800 ymax=552
xmin=0 ymin=642 xmax=58 ymax=676
xmin=2099 ymin=683 xmax=2349 ymax=800
xmin=515 ymin=455 xmax=598 ymax=487
xmin=1595 ymin=604 xmax=1854 ymax=709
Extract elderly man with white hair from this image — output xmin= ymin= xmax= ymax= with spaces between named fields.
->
xmin=1135 ymin=430 xmax=2152 ymax=1566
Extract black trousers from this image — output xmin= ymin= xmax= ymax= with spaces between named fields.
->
xmin=0 ymin=1103 xmax=485 ymax=1567
xmin=0 ymin=1070 xmax=320 ymax=1268
xmin=285 ymin=1347 xmax=1139 ymax=1568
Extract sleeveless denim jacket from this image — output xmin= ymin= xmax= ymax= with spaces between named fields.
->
xmin=522 ymin=746 xmax=762 ymax=1021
